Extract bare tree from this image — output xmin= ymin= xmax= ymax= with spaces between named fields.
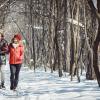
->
xmin=87 ymin=0 xmax=100 ymax=86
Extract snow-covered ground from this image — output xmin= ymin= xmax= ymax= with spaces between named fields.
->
xmin=0 ymin=63 xmax=100 ymax=100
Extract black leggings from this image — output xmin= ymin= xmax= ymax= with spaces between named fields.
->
xmin=10 ymin=64 xmax=21 ymax=89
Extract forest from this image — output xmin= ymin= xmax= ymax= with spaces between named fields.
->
xmin=0 ymin=0 xmax=100 ymax=87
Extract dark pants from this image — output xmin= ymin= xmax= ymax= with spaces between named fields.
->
xmin=10 ymin=64 xmax=21 ymax=89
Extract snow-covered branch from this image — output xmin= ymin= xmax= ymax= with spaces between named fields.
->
xmin=0 ymin=0 xmax=9 ymax=9
xmin=92 ymin=0 xmax=97 ymax=9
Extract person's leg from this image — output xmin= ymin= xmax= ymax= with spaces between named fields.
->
xmin=14 ymin=64 xmax=21 ymax=89
xmin=0 ymin=65 xmax=2 ymax=88
xmin=10 ymin=64 xmax=16 ymax=90
xmin=0 ymin=65 xmax=5 ymax=88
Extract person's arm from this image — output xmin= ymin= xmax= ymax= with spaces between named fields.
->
xmin=0 ymin=50 xmax=4 ymax=54
xmin=1 ymin=40 xmax=9 ymax=54
xmin=20 ymin=45 xmax=24 ymax=60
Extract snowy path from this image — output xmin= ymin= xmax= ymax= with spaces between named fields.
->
xmin=0 ymin=64 xmax=100 ymax=100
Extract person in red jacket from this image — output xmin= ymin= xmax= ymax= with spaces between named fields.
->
xmin=9 ymin=34 xmax=24 ymax=91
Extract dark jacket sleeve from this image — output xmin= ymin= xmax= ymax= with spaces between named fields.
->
xmin=0 ymin=39 xmax=9 ymax=55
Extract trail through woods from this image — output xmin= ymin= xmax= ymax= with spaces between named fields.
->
xmin=0 ymin=62 xmax=100 ymax=100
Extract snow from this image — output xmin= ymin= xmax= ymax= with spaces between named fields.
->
xmin=0 ymin=62 xmax=100 ymax=100
xmin=92 ymin=0 xmax=97 ymax=9
xmin=67 ymin=18 xmax=84 ymax=28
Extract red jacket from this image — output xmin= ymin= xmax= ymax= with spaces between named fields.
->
xmin=9 ymin=43 xmax=24 ymax=64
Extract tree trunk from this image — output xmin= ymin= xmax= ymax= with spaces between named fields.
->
xmin=93 ymin=23 xmax=100 ymax=86
xmin=87 ymin=0 xmax=100 ymax=86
